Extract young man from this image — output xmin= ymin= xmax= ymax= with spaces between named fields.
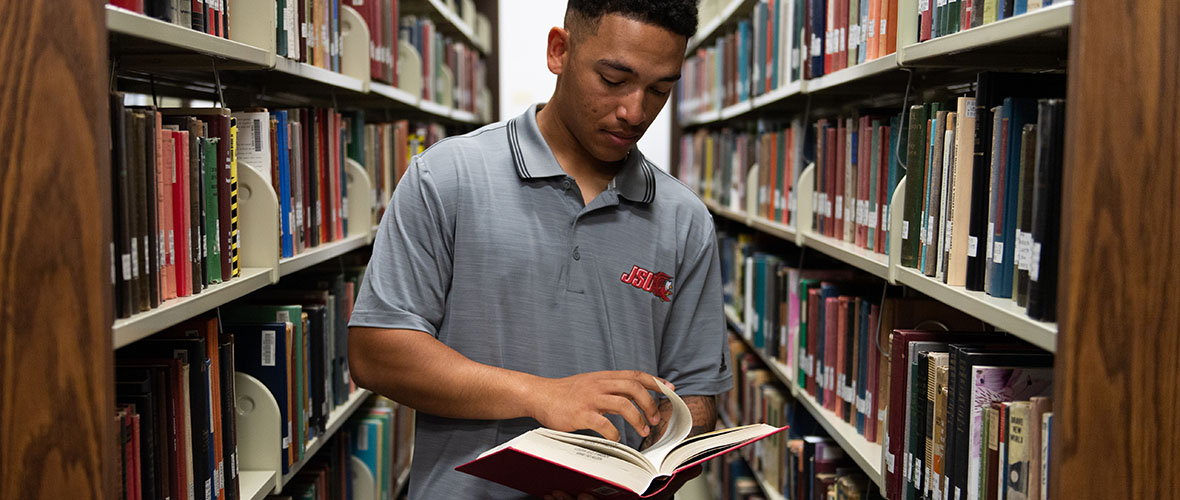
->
xmin=348 ymin=1 xmax=731 ymax=497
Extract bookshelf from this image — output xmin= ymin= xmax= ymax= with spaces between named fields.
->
xmin=1 ymin=0 xmax=498 ymax=498
xmin=688 ymin=0 xmax=758 ymax=53
xmin=406 ymin=0 xmax=492 ymax=54
xmin=725 ymin=308 xmax=885 ymax=491
xmin=675 ymin=1 xmax=1112 ymax=498
xmin=279 ymin=389 xmax=375 ymax=487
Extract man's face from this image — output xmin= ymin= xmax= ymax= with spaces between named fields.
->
xmin=552 ymin=14 xmax=687 ymax=163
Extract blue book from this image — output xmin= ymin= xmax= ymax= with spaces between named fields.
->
xmin=792 ymin=0 xmax=806 ymax=81
xmin=738 ymin=19 xmax=751 ymax=103
xmin=859 ymin=0 xmax=870 ymax=63
xmin=229 ymin=322 xmax=293 ymax=475
xmin=855 ymin=299 xmax=870 ymax=434
xmin=1014 ymin=0 xmax=1029 ymax=15
xmin=273 ymin=111 xmax=294 ymax=258
xmin=350 ymin=418 xmax=384 ymax=496
xmin=771 ymin=0 xmax=782 ymax=90
xmin=887 ymin=114 xmax=903 ymax=255
xmin=753 ymin=254 xmax=767 ymax=349
xmin=809 ymin=0 xmax=826 ymax=77
xmin=921 ymin=114 xmax=940 ymax=273
xmin=996 ymin=98 xmax=1038 ymax=298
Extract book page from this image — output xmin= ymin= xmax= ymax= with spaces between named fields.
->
xmin=534 ymin=428 xmax=657 ymax=475
xmin=489 ymin=430 xmax=657 ymax=494
xmin=639 ymin=377 xmax=693 ymax=468
xmin=659 ymin=423 xmax=781 ymax=474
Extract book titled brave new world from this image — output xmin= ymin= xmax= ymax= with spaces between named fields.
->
xmin=457 ymin=378 xmax=786 ymax=498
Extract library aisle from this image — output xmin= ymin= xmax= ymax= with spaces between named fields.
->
xmin=3 ymin=1 xmax=1179 ymax=500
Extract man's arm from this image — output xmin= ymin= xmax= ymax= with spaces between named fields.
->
xmin=349 ymin=326 xmax=668 ymax=441
xmin=640 ymin=394 xmax=719 ymax=450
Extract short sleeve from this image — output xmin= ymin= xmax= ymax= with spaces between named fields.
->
xmin=349 ymin=156 xmax=454 ymax=336
xmin=657 ymin=222 xmax=734 ymax=397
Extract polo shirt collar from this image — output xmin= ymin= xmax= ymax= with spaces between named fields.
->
xmin=509 ymin=103 xmax=657 ymax=204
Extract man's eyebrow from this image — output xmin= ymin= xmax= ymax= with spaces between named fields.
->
xmin=597 ymin=59 xmax=682 ymax=82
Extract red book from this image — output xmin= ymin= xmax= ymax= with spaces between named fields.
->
xmin=806 ymin=288 xmax=822 ymax=396
xmin=834 ymin=120 xmax=846 ymax=239
xmin=834 ymin=296 xmax=850 ymax=418
xmin=885 ymin=0 xmax=899 ymax=53
xmin=153 ymin=116 xmax=176 ymax=301
xmin=332 ymin=112 xmax=344 ymax=240
xmin=765 ymin=0 xmax=776 ymax=92
xmin=109 ymin=0 xmax=145 ymax=13
xmin=876 ymin=124 xmax=890 ymax=254
xmin=824 ymin=126 xmax=838 ymax=237
xmin=350 ymin=0 xmax=383 ymax=81
xmin=171 ymin=130 xmax=191 ymax=297
xmin=824 ymin=0 xmax=834 ymax=74
xmin=864 ymin=303 xmax=881 ymax=442
xmin=300 ymin=109 xmax=313 ymax=247
xmin=823 ymin=296 xmax=839 ymax=410
xmin=768 ymin=132 xmax=779 ymax=219
xmin=920 ymin=0 xmax=933 ymax=42
xmin=458 ymin=386 xmax=786 ymax=499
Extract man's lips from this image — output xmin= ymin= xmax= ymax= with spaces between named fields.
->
xmin=605 ymin=130 xmax=640 ymax=145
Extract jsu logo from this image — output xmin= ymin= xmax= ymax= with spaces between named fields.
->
xmin=620 ymin=265 xmax=673 ymax=302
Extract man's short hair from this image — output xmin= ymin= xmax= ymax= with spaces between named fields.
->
xmin=565 ymin=0 xmax=699 ymax=39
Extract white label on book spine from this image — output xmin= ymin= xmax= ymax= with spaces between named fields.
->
xmin=887 ymin=450 xmax=896 ymax=473
xmin=968 ymin=236 xmax=979 ymax=257
xmin=904 ymin=452 xmax=912 ymax=480
xmin=920 ymin=0 xmax=930 ymax=11
xmin=986 ymin=222 xmax=996 ymax=259
xmin=850 ymin=26 xmax=861 ymax=50
xmin=955 ymin=486 xmax=961 ymax=500
xmin=836 ymin=196 xmax=844 ymax=220
xmin=904 ymin=220 xmax=910 ymax=239
xmin=881 ymin=19 xmax=888 ymax=36
xmin=790 ymin=192 xmax=798 ymax=213
xmin=205 ymin=480 xmax=211 ymax=500
xmin=277 ymin=310 xmax=290 ymax=323
xmin=928 ymin=216 xmax=936 ymax=244
xmin=130 ymin=240 xmax=139 ymax=279
xmin=1031 ymin=242 xmax=1043 ymax=281
xmin=122 ymin=254 xmax=133 ymax=281
xmin=915 ymin=459 xmax=923 ymax=485
xmin=838 ymin=374 xmax=846 ymax=397
xmin=994 ymin=241 xmax=1004 ymax=264
xmin=812 ymin=37 xmax=822 ymax=57
xmin=946 ymin=221 xmax=955 ymax=252
xmin=1019 ymin=232 xmax=1034 ymax=271
xmin=866 ymin=393 xmax=873 ymax=413
xmin=262 ymin=330 xmax=276 ymax=367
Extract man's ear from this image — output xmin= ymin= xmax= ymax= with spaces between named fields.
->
xmin=546 ymin=26 xmax=571 ymax=76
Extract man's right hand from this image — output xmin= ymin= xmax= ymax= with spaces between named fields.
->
xmin=527 ymin=370 xmax=673 ymax=442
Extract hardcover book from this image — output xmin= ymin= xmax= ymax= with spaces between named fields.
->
xmin=457 ymin=379 xmax=785 ymax=499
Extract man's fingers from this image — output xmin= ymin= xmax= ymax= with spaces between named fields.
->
xmin=589 ymin=413 xmax=621 ymax=441
xmin=596 ymin=378 xmax=661 ymax=425
xmin=596 ymin=394 xmax=650 ymax=437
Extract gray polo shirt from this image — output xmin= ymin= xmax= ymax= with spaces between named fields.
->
xmin=350 ymin=104 xmax=732 ymax=499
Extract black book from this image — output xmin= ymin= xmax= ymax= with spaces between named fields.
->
xmin=1014 ymin=123 xmax=1038 ymax=307
xmin=121 ymin=338 xmax=214 ymax=500
xmin=196 ymin=137 xmax=209 ymax=288
xmin=110 ymin=94 xmax=134 ymax=319
xmin=307 ymin=110 xmax=321 ymax=246
xmin=965 ymin=73 xmax=1067 ymax=291
xmin=1026 ymin=99 xmax=1066 ymax=321
xmin=945 ymin=345 xmax=1052 ymax=500
xmin=218 ymin=336 xmax=240 ymax=500
xmin=130 ymin=111 xmax=150 ymax=313
xmin=901 ymin=104 xmax=929 ymax=269
xmin=117 ymin=361 xmax=177 ymax=500
xmin=143 ymin=113 xmax=160 ymax=309
xmin=115 ymin=370 xmax=159 ymax=500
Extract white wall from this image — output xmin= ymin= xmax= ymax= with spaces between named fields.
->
xmin=497 ymin=1 xmax=673 ymax=172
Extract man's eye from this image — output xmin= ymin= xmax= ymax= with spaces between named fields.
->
xmin=651 ymin=88 xmax=670 ymax=97
xmin=601 ymin=76 xmax=622 ymax=86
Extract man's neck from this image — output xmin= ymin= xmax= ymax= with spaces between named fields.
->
xmin=535 ymin=102 xmax=623 ymax=205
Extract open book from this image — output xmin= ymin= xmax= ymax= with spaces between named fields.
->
xmin=456 ymin=378 xmax=786 ymax=498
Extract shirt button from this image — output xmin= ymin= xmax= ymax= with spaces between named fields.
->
xmin=562 ymin=179 xmax=572 ymax=190
xmin=572 ymin=247 xmax=580 ymax=260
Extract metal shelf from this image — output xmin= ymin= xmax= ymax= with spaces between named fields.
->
xmin=894 ymin=267 xmax=1057 ymax=351
xmin=278 ymin=234 xmax=371 ymax=277
xmin=750 ymin=80 xmax=806 ymax=109
xmin=239 ymin=470 xmax=278 ymax=500
xmin=898 ymin=2 xmax=1073 ymax=66
xmin=113 ymin=267 xmax=275 ymax=348
xmin=273 ymin=57 xmax=367 ymax=93
xmin=802 ymin=232 xmax=892 ymax=282
xmin=792 ymin=389 xmax=885 ymax=489
xmin=106 ymin=6 xmax=273 ymax=68
xmin=805 ymin=54 xmax=900 ymax=93
xmin=425 ymin=0 xmax=490 ymax=54
xmin=280 ymin=389 xmax=373 ymax=487
xmin=687 ymin=0 xmax=759 ymax=54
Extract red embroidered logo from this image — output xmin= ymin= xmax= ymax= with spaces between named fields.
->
xmin=620 ymin=265 xmax=673 ymax=302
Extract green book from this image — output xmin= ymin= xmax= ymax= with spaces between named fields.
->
xmin=203 ymin=138 xmax=221 ymax=284
xmin=221 ymin=305 xmax=307 ymax=458
xmin=868 ymin=119 xmax=882 ymax=251
xmin=901 ymin=104 xmax=929 ymax=268
xmin=949 ymin=0 xmax=961 ymax=34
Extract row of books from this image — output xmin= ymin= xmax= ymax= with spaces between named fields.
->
xmin=113 ymin=265 xmax=363 ymax=500
xmin=679 ymin=0 xmax=902 ymax=118
xmin=270 ymin=429 xmax=354 ymax=500
xmin=713 ymin=334 xmax=882 ymax=500
xmin=716 ymin=232 xmax=1058 ymax=500
xmin=401 ymin=16 xmax=489 ymax=114
xmin=346 ymin=397 xmax=415 ymax=500
xmin=351 ymin=0 xmax=402 ymax=86
xmin=109 ymin=0 xmax=230 ymax=38
xmin=109 ymin=95 xmax=243 ymax=319
xmin=678 ymin=121 xmax=808 ymax=227
xmin=918 ymin=0 xmax=1065 ymax=42
xmin=353 ymin=117 xmax=447 ymax=226
xmin=812 ymin=112 xmax=906 ymax=255
xmin=897 ymin=73 xmax=1066 ymax=322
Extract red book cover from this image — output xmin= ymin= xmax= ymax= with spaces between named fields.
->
xmin=824 ymin=126 xmax=837 ymax=237
xmin=824 ymin=0 xmax=834 ymax=74
xmin=864 ymin=303 xmax=881 ymax=442
xmin=766 ymin=0 xmax=776 ymax=93
xmin=833 ymin=120 xmax=846 ymax=239
xmin=350 ymin=0 xmax=382 ymax=81
xmin=834 ymin=296 xmax=850 ymax=419
xmin=856 ymin=116 xmax=871 ymax=247
xmin=390 ymin=0 xmax=399 ymax=85
xmin=332 ymin=112 xmax=344 ymax=240
xmin=823 ymin=296 xmax=839 ymax=410
xmin=457 ymin=426 xmax=787 ymax=499
xmin=154 ymin=118 xmax=176 ymax=301
xmin=109 ymin=0 xmax=145 ymax=13
xmin=317 ymin=109 xmax=330 ymax=242
xmin=876 ymin=124 xmax=890 ymax=254
xmin=885 ymin=0 xmax=899 ymax=53
xmin=806 ymin=288 xmax=822 ymax=396
xmin=920 ymin=0 xmax=933 ymax=42
xmin=171 ymin=130 xmax=191 ymax=297
xmin=300 ymin=109 xmax=313 ymax=247
xmin=963 ymin=0 xmax=973 ymax=30
xmin=837 ymin=0 xmax=848 ymax=71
